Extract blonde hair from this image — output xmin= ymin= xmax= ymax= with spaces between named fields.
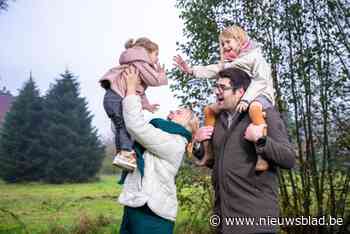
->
xmin=220 ymin=25 xmax=248 ymax=43
xmin=184 ymin=110 xmax=200 ymax=158
xmin=125 ymin=37 xmax=159 ymax=53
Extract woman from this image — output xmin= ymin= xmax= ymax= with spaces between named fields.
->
xmin=118 ymin=67 xmax=199 ymax=234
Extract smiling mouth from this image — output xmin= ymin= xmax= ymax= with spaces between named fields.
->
xmin=217 ymin=97 xmax=224 ymax=104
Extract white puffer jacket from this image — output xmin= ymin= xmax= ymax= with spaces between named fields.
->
xmin=118 ymin=95 xmax=187 ymax=221
xmin=192 ymin=45 xmax=275 ymax=106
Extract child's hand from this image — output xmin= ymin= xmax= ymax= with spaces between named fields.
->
xmin=236 ymin=101 xmax=249 ymax=113
xmin=156 ymin=62 xmax=166 ymax=77
xmin=173 ymin=55 xmax=193 ymax=75
xmin=145 ymin=104 xmax=160 ymax=113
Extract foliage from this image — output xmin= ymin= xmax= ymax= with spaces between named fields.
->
xmin=171 ymin=0 xmax=350 ymax=233
xmin=175 ymin=161 xmax=215 ymax=234
xmin=0 ymin=70 xmax=105 ymax=183
xmin=99 ymin=136 xmax=122 ymax=175
xmin=0 ymin=76 xmax=45 ymax=182
xmin=41 ymin=70 xmax=105 ymax=183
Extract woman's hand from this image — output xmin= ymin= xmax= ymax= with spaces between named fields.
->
xmin=123 ymin=66 xmax=140 ymax=96
xmin=145 ymin=104 xmax=160 ymax=113
xmin=193 ymin=126 xmax=214 ymax=143
xmin=173 ymin=55 xmax=193 ymax=75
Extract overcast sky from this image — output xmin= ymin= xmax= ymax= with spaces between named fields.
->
xmin=0 ymin=0 xmax=185 ymax=139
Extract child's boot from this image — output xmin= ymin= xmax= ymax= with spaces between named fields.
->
xmin=113 ymin=150 xmax=137 ymax=171
xmin=249 ymin=101 xmax=269 ymax=171
xmin=196 ymin=105 xmax=216 ymax=166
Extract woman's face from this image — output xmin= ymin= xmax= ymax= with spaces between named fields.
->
xmin=148 ymin=50 xmax=159 ymax=64
xmin=167 ymin=108 xmax=192 ymax=126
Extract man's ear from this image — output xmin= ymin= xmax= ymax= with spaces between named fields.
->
xmin=236 ymin=87 xmax=245 ymax=97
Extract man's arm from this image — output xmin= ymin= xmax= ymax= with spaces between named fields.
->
xmin=256 ymin=109 xmax=296 ymax=169
xmin=245 ymin=108 xmax=296 ymax=169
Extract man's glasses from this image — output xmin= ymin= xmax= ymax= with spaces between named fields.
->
xmin=213 ymin=83 xmax=233 ymax=92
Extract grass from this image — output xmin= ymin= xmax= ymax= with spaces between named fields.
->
xmin=0 ymin=175 xmax=210 ymax=234
xmin=0 ymin=175 xmax=123 ymax=234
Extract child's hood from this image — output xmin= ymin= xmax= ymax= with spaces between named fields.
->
xmin=119 ymin=46 xmax=152 ymax=65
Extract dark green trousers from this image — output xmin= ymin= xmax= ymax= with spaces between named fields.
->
xmin=119 ymin=204 xmax=174 ymax=234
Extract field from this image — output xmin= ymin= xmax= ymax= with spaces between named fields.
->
xmin=0 ymin=175 xmax=124 ymax=233
xmin=0 ymin=174 xmax=207 ymax=234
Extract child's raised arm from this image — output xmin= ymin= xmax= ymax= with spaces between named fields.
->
xmin=173 ymin=54 xmax=222 ymax=79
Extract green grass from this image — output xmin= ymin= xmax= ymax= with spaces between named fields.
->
xmin=0 ymin=175 xmax=123 ymax=234
xmin=0 ymin=175 xmax=210 ymax=234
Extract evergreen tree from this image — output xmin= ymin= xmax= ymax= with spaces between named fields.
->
xmin=41 ymin=70 xmax=104 ymax=183
xmin=0 ymin=75 xmax=45 ymax=182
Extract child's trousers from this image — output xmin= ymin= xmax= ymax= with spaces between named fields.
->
xmin=103 ymin=89 xmax=133 ymax=151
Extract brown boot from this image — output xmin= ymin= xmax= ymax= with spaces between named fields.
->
xmin=249 ymin=101 xmax=269 ymax=171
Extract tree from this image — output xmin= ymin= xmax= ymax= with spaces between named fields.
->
xmin=170 ymin=0 xmax=350 ymax=233
xmin=0 ymin=0 xmax=13 ymax=12
xmin=0 ymin=75 xmax=45 ymax=182
xmin=41 ymin=70 xmax=104 ymax=183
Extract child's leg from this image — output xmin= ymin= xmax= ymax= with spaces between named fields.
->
xmin=204 ymin=104 xmax=218 ymax=126
xmin=249 ymin=101 xmax=269 ymax=171
xmin=103 ymin=89 xmax=136 ymax=170
xmin=103 ymin=89 xmax=133 ymax=151
xmin=197 ymin=104 xmax=217 ymax=166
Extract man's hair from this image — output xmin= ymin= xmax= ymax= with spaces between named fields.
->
xmin=218 ymin=68 xmax=252 ymax=92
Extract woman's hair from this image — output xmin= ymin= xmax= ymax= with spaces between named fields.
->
xmin=219 ymin=25 xmax=248 ymax=44
xmin=186 ymin=110 xmax=200 ymax=135
xmin=125 ymin=37 xmax=159 ymax=53
xmin=184 ymin=110 xmax=200 ymax=158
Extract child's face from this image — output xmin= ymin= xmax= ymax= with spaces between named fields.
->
xmin=149 ymin=50 xmax=159 ymax=64
xmin=221 ymin=37 xmax=240 ymax=54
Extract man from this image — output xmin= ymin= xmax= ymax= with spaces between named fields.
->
xmin=193 ymin=68 xmax=296 ymax=234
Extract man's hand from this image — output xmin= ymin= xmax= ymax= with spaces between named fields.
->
xmin=173 ymin=55 xmax=193 ymax=75
xmin=244 ymin=123 xmax=266 ymax=143
xmin=123 ymin=66 xmax=140 ymax=96
xmin=193 ymin=126 xmax=214 ymax=143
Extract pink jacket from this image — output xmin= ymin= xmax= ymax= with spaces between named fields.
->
xmin=100 ymin=46 xmax=168 ymax=110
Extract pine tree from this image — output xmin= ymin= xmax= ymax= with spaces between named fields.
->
xmin=41 ymin=70 xmax=104 ymax=183
xmin=0 ymin=75 xmax=45 ymax=182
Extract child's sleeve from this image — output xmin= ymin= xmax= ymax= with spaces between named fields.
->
xmin=240 ymin=57 xmax=272 ymax=104
xmin=192 ymin=63 xmax=222 ymax=79
xmin=134 ymin=62 xmax=168 ymax=87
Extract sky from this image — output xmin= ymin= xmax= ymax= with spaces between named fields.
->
xmin=0 ymin=0 xmax=185 ymax=139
